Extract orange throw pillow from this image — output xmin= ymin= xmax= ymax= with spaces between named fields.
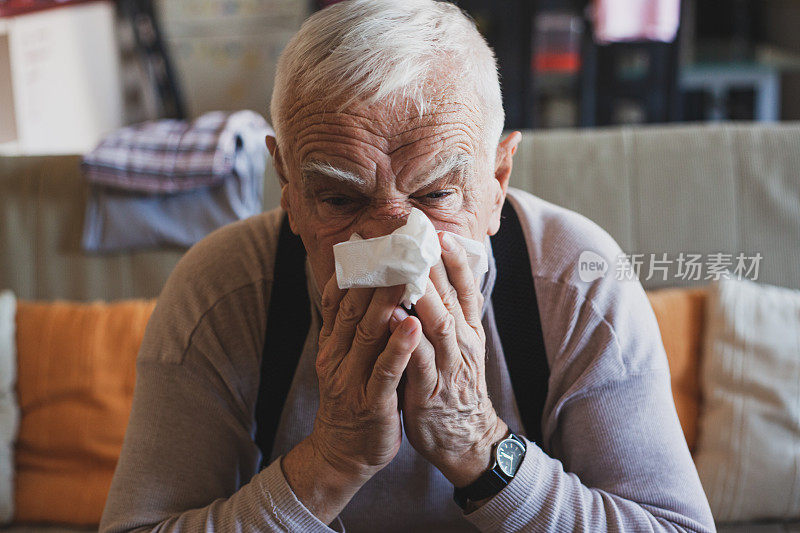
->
xmin=646 ymin=287 xmax=707 ymax=453
xmin=14 ymin=299 xmax=155 ymax=526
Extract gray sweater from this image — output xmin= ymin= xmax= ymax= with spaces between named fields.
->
xmin=100 ymin=188 xmax=716 ymax=532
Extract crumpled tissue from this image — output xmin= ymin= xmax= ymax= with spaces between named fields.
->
xmin=333 ymin=208 xmax=489 ymax=307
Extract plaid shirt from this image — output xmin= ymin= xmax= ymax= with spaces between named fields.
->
xmin=82 ymin=110 xmax=271 ymax=194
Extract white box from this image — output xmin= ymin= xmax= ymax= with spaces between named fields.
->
xmin=0 ymin=1 xmax=124 ymax=155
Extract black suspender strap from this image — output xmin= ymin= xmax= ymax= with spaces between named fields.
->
xmin=256 ymin=200 xmax=550 ymax=466
xmin=489 ymin=201 xmax=550 ymax=447
xmin=255 ymin=215 xmax=310 ymax=469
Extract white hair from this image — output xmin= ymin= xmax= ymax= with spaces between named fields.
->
xmin=270 ymin=0 xmax=504 ymax=159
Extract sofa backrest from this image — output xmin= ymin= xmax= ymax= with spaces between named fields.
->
xmin=504 ymin=122 xmax=800 ymax=291
xmin=0 ymin=156 xmax=185 ymax=301
xmin=2 ymin=122 xmax=799 ymax=301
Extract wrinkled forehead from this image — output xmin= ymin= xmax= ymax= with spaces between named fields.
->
xmin=280 ymin=96 xmax=487 ymax=182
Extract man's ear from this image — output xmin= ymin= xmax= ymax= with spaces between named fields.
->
xmin=266 ymin=134 xmax=288 ymax=187
xmin=488 ymin=131 xmax=522 ymax=235
xmin=268 ymin=135 xmax=298 ymax=234
xmin=279 ymin=184 xmax=298 ymax=234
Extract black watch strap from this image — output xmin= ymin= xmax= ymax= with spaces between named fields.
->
xmin=453 ymin=432 xmax=526 ymax=510
xmin=453 ymin=468 xmax=510 ymax=509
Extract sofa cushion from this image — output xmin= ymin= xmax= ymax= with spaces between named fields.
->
xmin=0 ymin=291 xmax=17 ymax=525
xmin=14 ymin=299 xmax=155 ymax=526
xmin=695 ymin=278 xmax=800 ymax=523
xmin=646 ymin=287 xmax=707 ymax=452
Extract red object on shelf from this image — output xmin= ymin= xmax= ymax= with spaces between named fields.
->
xmin=532 ymin=12 xmax=583 ymax=74
xmin=533 ymin=52 xmax=581 ymax=73
xmin=0 ymin=0 xmax=102 ymax=18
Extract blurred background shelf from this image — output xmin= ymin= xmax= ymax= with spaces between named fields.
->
xmin=154 ymin=0 xmax=307 ymax=119
xmin=451 ymin=0 xmax=800 ymax=130
xmin=1 ymin=0 xmax=797 ymax=156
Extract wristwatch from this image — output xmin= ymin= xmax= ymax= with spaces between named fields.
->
xmin=453 ymin=431 xmax=527 ymax=510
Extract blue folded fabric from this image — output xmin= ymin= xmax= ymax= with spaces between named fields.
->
xmin=81 ymin=111 xmax=270 ymax=252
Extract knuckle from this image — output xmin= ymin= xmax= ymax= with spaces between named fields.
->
xmin=453 ymin=243 xmax=468 ymax=264
xmin=440 ymin=285 xmax=460 ymax=311
xmin=458 ymin=284 xmax=476 ymax=304
xmin=433 ymin=312 xmax=456 ymax=338
xmin=321 ymin=290 xmax=337 ymax=312
xmin=315 ymin=348 xmax=334 ymax=377
xmin=355 ymin=319 xmax=384 ymax=346
xmin=338 ymin=296 xmax=361 ymax=324
xmin=452 ymin=366 xmax=472 ymax=389
xmin=371 ymin=360 xmax=394 ymax=384
xmin=325 ymin=376 xmax=347 ymax=400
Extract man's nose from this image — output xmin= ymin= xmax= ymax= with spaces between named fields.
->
xmin=356 ymin=205 xmax=410 ymax=239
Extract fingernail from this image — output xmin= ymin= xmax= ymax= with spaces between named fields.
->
xmin=400 ymin=317 xmax=416 ymax=335
xmin=390 ymin=307 xmax=407 ymax=329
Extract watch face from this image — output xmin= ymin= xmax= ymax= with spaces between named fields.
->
xmin=496 ymin=439 xmax=525 ymax=477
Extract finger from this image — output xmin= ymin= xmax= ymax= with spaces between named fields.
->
xmin=388 ymin=305 xmax=437 ymax=395
xmin=428 ymin=259 xmax=468 ymax=328
xmin=346 ymin=285 xmax=404 ymax=375
xmin=439 ymin=232 xmax=483 ymax=327
xmin=413 ymin=279 xmax=461 ymax=369
xmin=428 ymin=259 xmax=476 ymax=351
xmin=319 ymin=273 xmax=346 ymax=343
xmin=331 ymin=287 xmax=374 ymax=343
xmin=320 ymin=287 xmax=374 ymax=372
xmin=405 ymin=327 xmax=438 ymax=393
xmin=388 ymin=306 xmax=409 ymax=333
xmin=366 ymin=316 xmax=421 ymax=403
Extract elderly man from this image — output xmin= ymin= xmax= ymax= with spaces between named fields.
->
xmin=101 ymin=1 xmax=715 ymax=532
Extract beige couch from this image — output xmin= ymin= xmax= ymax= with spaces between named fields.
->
xmin=1 ymin=122 xmax=799 ymax=531
xmin=3 ymin=122 xmax=800 ymax=302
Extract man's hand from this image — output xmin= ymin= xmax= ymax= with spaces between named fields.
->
xmin=282 ymin=277 xmax=421 ymax=524
xmin=395 ymin=232 xmax=508 ymax=488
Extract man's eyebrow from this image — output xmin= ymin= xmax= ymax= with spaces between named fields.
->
xmin=301 ymin=160 xmax=367 ymax=187
xmin=411 ymin=152 xmax=474 ymax=190
xmin=300 ymin=153 xmax=474 ymax=190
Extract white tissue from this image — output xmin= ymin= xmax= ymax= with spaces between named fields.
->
xmin=333 ymin=208 xmax=489 ymax=307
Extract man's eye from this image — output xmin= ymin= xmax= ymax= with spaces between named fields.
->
xmin=321 ymin=196 xmax=354 ymax=207
xmin=420 ymin=190 xmax=453 ymax=201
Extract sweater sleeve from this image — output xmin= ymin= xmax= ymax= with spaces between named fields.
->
xmin=464 ymin=372 xmax=715 ymax=532
xmin=99 ymin=358 xmax=340 ymax=533
xmin=99 ymin=212 xmax=343 ymax=532
xmin=465 ymin=275 xmax=716 ymax=532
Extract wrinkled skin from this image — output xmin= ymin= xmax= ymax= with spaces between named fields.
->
xmin=268 ymin=95 xmax=521 ymax=523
